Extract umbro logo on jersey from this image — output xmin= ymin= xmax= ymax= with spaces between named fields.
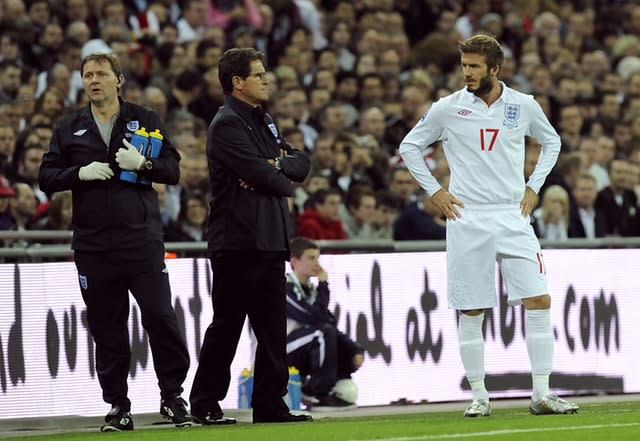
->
xmin=74 ymin=129 xmax=87 ymax=136
xmin=458 ymin=109 xmax=472 ymax=116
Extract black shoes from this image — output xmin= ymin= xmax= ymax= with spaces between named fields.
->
xmin=312 ymin=393 xmax=357 ymax=410
xmin=160 ymin=396 xmax=194 ymax=427
xmin=192 ymin=403 xmax=237 ymax=425
xmin=252 ymin=409 xmax=313 ymax=423
xmin=100 ymin=405 xmax=134 ymax=432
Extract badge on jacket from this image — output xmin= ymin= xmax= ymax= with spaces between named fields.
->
xmin=127 ymin=120 xmax=140 ymax=131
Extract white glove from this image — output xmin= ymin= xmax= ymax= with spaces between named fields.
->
xmin=115 ymin=138 xmax=145 ymax=171
xmin=79 ymin=162 xmax=114 ymax=181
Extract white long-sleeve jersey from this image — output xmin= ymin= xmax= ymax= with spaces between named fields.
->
xmin=399 ymin=83 xmax=560 ymax=206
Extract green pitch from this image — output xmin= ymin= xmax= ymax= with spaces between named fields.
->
xmin=3 ymin=401 xmax=640 ymax=441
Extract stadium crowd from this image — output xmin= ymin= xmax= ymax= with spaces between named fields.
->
xmin=2 ymin=0 xmax=640 ymax=253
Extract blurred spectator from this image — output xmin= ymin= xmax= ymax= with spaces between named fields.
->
xmin=371 ymin=190 xmax=401 ymax=240
xmin=317 ymin=100 xmax=348 ymax=137
xmin=595 ymin=159 xmax=639 ymax=236
xmin=152 ymin=182 xmax=172 ymax=228
xmin=0 ymin=123 xmax=17 ymax=174
xmin=309 ymin=133 xmax=335 ymax=171
xmin=6 ymin=182 xmax=37 ymax=231
xmin=589 ymin=135 xmax=616 ymax=191
xmin=0 ymin=32 xmax=23 ymax=65
xmin=295 ymin=187 xmax=346 ymax=240
xmin=165 ymin=68 xmax=204 ymax=117
xmin=393 ymin=192 xmax=446 ymax=241
xmin=142 ymin=86 xmax=168 ymax=122
xmin=121 ymin=80 xmax=143 ymax=105
xmin=531 ymin=185 xmax=570 ymax=240
xmin=282 ymin=127 xmax=305 ymax=151
xmin=339 ymin=184 xmax=376 ymax=239
xmin=34 ymin=87 xmax=66 ymax=123
xmin=194 ymin=40 xmax=223 ymax=75
xmin=205 ymin=0 xmax=263 ymax=31
xmin=22 ymin=22 xmax=65 ymax=72
xmin=357 ymin=105 xmax=391 ymax=155
xmin=384 ymin=84 xmax=430 ymax=154
xmin=292 ymin=169 xmax=330 ymax=216
xmin=32 ymin=190 xmax=72 ymax=232
xmin=388 ymin=166 xmax=419 ymax=209
xmin=0 ymin=60 xmax=22 ymax=104
xmin=455 ymin=0 xmax=490 ymax=39
xmin=294 ymin=0 xmax=327 ymax=50
xmin=9 ymin=143 xmax=47 ymax=205
xmin=0 ymin=175 xmax=16 ymax=230
xmin=540 ymin=152 xmax=584 ymax=208
xmin=164 ymin=190 xmax=208 ymax=243
xmin=556 ymin=104 xmax=584 ymax=152
xmin=165 ymin=149 xmax=209 ymax=222
xmin=524 ymin=137 xmax=541 ymax=181
xmin=568 ymin=173 xmax=608 ymax=239
xmin=60 ymin=0 xmax=92 ymax=30
xmin=357 ymin=73 xmax=384 ymax=109
xmin=177 ymin=0 xmax=207 ymax=43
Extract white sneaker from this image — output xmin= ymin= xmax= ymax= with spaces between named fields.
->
xmin=463 ymin=398 xmax=491 ymax=417
xmin=301 ymin=392 xmax=319 ymax=408
xmin=529 ymin=395 xmax=579 ymax=415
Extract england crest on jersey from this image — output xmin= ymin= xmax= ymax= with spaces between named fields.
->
xmin=267 ymin=123 xmax=281 ymax=144
xmin=503 ymin=103 xmax=520 ymax=128
xmin=127 ymin=120 xmax=140 ymax=131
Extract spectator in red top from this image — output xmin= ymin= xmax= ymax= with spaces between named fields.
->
xmin=295 ymin=187 xmax=346 ymax=240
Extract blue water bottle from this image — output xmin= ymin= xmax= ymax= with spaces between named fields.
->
xmin=138 ymin=129 xmax=163 ymax=185
xmin=120 ymin=127 xmax=149 ymax=183
xmin=237 ymin=368 xmax=253 ymax=409
xmin=285 ymin=366 xmax=301 ymax=410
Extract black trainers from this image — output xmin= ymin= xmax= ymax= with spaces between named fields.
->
xmin=100 ymin=405 xmax=134 ymax=432
xmin=160 ymin=396 xmax=194 ymax=428
xmin=312 ymin=394 xmax=357 ymax=410
xmin=252 ymin=409 xmax=313 ymax=423
xmin=192 ymin=402 xmax=236 ymax=425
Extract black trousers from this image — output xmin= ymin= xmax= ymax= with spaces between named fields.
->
xmin=190 ymin=251 xmax=289 ymax=414
xmin=287 ymin=323 xmax=363 ymax=396
xmin=75 ymin=241 xmax=189 ymax=411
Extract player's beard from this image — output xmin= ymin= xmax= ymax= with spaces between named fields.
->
xmin=469 ymin=73 xmax=493 ymax=97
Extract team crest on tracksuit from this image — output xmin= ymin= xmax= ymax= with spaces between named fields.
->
xmin=126 ymin=120 xmax=140 ymax=131
xmin=503 ymin=103 xmax=520 ymax=129
xmin=267 ymin=123 xmax=282 ymax=144
xmin=79 ymin=274 xmax=88 ymax=290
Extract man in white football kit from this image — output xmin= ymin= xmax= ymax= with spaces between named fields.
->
xmin=399 ymin=35 xmax=579 ymax=417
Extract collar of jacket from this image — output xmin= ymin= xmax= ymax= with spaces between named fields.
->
xmin=79 ymin=97 xmax=134 ymax=124
xmin=224 ymin=94 xmax=265 ymax=121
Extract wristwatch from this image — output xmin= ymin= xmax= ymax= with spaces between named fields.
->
xmin=273 ymin=157 xmax=281 ymax=171
xmin=141 ymin=158 xmax=153 ymax=171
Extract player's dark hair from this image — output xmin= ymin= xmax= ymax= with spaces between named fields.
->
xmin=458 ymin=34 xmax=504 ymax=69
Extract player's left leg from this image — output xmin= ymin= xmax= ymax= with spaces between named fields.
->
xmin=498 ymin=209 xmax=578 ymax=415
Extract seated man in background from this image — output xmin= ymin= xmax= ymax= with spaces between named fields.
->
xmin=285 ymin=237 xmax=364 ymax=409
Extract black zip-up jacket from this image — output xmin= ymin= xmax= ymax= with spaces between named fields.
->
xmin=206 ymin=95 xmax=310 ymax=256
xmin=38 ymin=99 xmax=180 ymax=251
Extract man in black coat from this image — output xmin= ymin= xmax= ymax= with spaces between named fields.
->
xmin=189 ymin=48 xmax=312 ymax=424
xmin=595 ymin=159 xmax=638 ymax=236
xmin=38 ymin=52 xmax=191 ymax=432
xmin=568 ymin=173 xmax=608 ymax=238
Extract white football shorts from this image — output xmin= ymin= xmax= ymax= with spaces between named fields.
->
xmin=446 ymin=204 xmax=548 ymax=310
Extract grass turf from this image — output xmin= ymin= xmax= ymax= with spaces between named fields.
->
xmin=2 ymin=401 xmax=639 ymax=441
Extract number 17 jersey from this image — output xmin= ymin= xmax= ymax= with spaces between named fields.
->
xmin=399 ymin=83 xmax=561 ymax=206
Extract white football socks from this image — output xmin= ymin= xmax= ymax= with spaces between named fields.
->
xmin=458 ymin=313 xmax=489 ymax=401
xmin=526 ymin=308 xmax=553 ymax=401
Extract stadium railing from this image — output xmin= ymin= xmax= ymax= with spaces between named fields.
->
xmin=2 ymin=230 xmax=640 ymax=260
